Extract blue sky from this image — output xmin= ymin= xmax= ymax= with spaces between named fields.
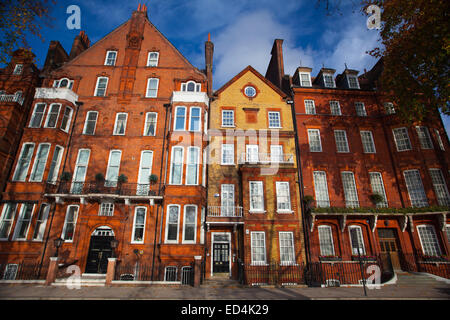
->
xmin=22 ymin=0 xmax=450 ymax=134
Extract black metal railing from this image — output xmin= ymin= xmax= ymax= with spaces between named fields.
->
xmin=399 ymin=252 xmax=450 ymax=279
xmin=239 ymin=262 xmax=306 ymax=286
xmin=0 ymin=262 xmax=48 ymax=281
xmin=45 ymin=181 xmax=163 ymax=197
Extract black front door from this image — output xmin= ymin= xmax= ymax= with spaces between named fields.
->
xmin=213 ymin=243 xmax=229 ymax=273
xmin=85 ymin=235 xmax=114 ymax=274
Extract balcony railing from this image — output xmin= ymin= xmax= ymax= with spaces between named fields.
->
xmin=45 ymin=181 xmax=162 ymax=197
xmin=207 ymin=206 xmax=243 ymax=217
xmin=238 ymin=153 xmax=294 ymax=165
xmin=0 ymin=94 xmax=24 ymax=105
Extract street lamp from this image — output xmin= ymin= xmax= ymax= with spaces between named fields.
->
xmin=110 ymin=239 xmax=119 ymax=258
xmin=53 ymin=237 xmax=64 ymax=257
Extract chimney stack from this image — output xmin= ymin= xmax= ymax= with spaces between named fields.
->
xmin=69 ymin=30 xmax=90 ymax=60
xmin=205 ymin=33 xmax=214 ymax=96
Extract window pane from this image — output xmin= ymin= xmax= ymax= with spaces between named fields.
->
xmin=13 ymin=143 xmax=35 ymax=181
xmin=305 ymin=100 xmax=315 ymax=114
xmin=429 ymin=169 xmax=450 ymax=206
xmin=30 ymin=144 xmax=50 ymax=181
xmin=170 ymin=148 xmax=183 ymax=184
xmin=335 ymin=130 xmax=349 ymax=153
xmin=30 ymin=104 xmax=46 ymax=128
xmin=313 ymin=171 xmax=330 ymax=207
xmin=222 ymin=110 xmax=234 ymax=126
xmin=190 ymin=108 xmax=201 ymax=131
xmin=404 ymin=170 xmax=428 ymax=207
xmin=418 ymin=225 xmax=441 ymax=256
xmin=341 ymin=172 xmax=359 ymax=208
xmin=144 ymin=113 xmax=157 ymax=136
xmin=268 ymin=112 xmax=281 ymax=128
xmin=369 ymin=172 xmax=388 ymax=207
xmin=349 ymin=226 xmax=365 ymax=255
xmin=84 ymin=112 xmax=98 ymax=135
xmin=393 ymin=128 xmax=412 ymax=151
xmin=308 ymin=129 xmax=322 ymax=152
xmin=45 ymin=104 xmax=60 ymax=127
xmin=279 ymin=232 xmax=295 ymax=263
xmin=167 ymin=206 xmax=179 ymax=241
xmin=318 ymin=226 xmax=335 ymax=256
xmin=175 ymin=107 xmax=186 ymax=130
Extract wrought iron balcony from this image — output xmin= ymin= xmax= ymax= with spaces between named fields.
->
xmin=207 ymin=206 xmax=243 ymax=218
xmin=238 ymin=153 xmax=294 ymax=165
xmin=0 ymin=94 xmax=24 ymax=105
xmin=44 ymin=181 xmax=163 ymax=197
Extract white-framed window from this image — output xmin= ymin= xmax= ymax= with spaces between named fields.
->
xmin=307 ymin=129 xmax=322 ymax=152
xmin=221 ymin=184 xmax=235 ymax=216
xmin=270 ymin=145 xmax=283 ymax=163
xmin=71 ymin=149 xmax=90 ymax=194
xmin=279 ymin=232 xmax=295 ymax=265
xmin=429 ymin=168 xmax=450 ymax=206
xmin=165 ymin=205 xmax=180 ymax=243
xmin=12 ymin=203 xmax=34 ymax=240
xmin=221 ymin=110 xmax=234 ymax=127
xmin=403 ymin=169 xmax=428 ymax=207
xmin=131 ymin=207 xmax=147 ymax=243
xmin=323 ymin=73 xmax=335 ymax=88
xmin=347 ymin=75 xmax=360 ymax=89
xmin=244 ymin=86 xmax=256 ymax=97
xmin=349 ymin=225 xmax=366 ymax=255
xmin=299 ymin=72 xmax=312 ymax=87
xmin=313 ymin=171 xmax=330 ymax=207
xmin=181 ymin=81 xmax=201 ymax=92
xmin=334 ymin=130 xmax=349 ymax=153
xmin=276 ymin=181 xmax=291 ymax=213
xmin=417 ymin=225 xmax=441 ymax=256
xmin=246 ymin=144 xmax=259 ymax=163
xmin=189 ymin=107 xmax=201 ymax=132
xmin=44 ymin=104 xmax=61 ymax=128
xmin=29 ymin=143 xmax=51 ymax=182
xmin=3 ymin=264 xmax=18 ymax=280
xmin=360 ymin=131 xmax=376 ymax=153
xmin=164 ymin=266 xmax=177 ymax=281
xmin=12 ymin=143 xmax=35 ymax=181
xmin=341 ymin=171 xmax=359 ymax=208
xmin=416 ymin=126 xmax=433 ymax=149
xmin=355 ymin=102 xmax=366 ymax=116
xmin=104 ymin=51 xmax=117 ymax=66
xmin=0 ymin=203 xmax=18 ymax=240
xmin=60 ymin=106 xmax=73 ymax=132
xmin=268 ymin=111 xmax=281 ymax=128
xmin=182 ymin=205 xmax=197 ymax=243
xmin=393 ymin=127 xmax=412 ymax=151
xmin=61 ymin=205 xmax=79 ymax=242
xmin=29 ymin=103 xmax=46 ymax=128
xmin=318 ymin=225 xmax=335 ymax=256
xmin=369 ymin=172 xmax=388 ymax=207
xmin=113 ymin=113 xmax=128 ymax=135
xmin=32 ymin=203 xmax=50 ymax=241
xmin=434 ymin=129 xmax=445 ymax=151
xmin=98 ymin=202 xmax=114 ymax=216
xmin=304 ymin=100 xmax=316 ymax=114
xmin=251 ymin=231 xmax=266 ymax=265
xmin=105 ymin=150 xmax=122 ymax=187
xmin=13 ymin=64 xmax=23 ymax=75
xmin=147 ymin=52 xmax=159 ymax=67
xmin=384 ymin=102 xmax=395 ymax=115
xmin=53 ymin=78 xmax=73 ymax=89
xmin=146 ymin=78 xmax=159 ymax=98
xmin=329 ymin=101 xmax=341 ymax=115
xmin=169 ymin=147 xmax=183 ymax=185
xmin=94 ymin=77 xmax=108 ymax=97
xmin=83 ymin=111 xmax=98 ymax=135
xmin=143 ymin=112 xmax=157 ymax=136
xmin=174 ymin=106 xmax=186 ymax=131
xmin=249 ymin=181 xmax=264 ymax=212
xmin=186 ymin=147 xmax=199 ymax=185
xmin=221 ymin=144 xmax=234 ymax=165
xmin=137 ymin=150 xmax=153 ymax=195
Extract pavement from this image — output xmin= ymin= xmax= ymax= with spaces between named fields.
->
xmin=0 ymin=279 xmax=448 ymax=300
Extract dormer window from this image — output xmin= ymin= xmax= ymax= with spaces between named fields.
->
xmin=299 ymin=72 xmax=312 ymax=87
xmin=181 ymin=81 xmax=201 ymax=92
xmin=347 ymin=75 xmax=360 ymax=89
xmin=13 ymin=64 xmax=23 ymax=75
xmin=53 ymin=78 xmax=74 ymax=90
xmin=323 ymin=74 xmax=335 ymax=88
xmin=104 ymin=51 xmax=117 ymax=66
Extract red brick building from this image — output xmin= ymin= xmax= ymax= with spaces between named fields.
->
xmin=0 ymin=6 xmax=210 ymax=283
xmin=266 ymin=40 xmax=450 ymax=282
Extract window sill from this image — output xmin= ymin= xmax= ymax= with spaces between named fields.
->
xmin=131 ymin=241 xmax=144 ymax=245
xmin=250 ymin=262 xmax=269 ymax=266
xmin=249 ymin=210 xmax=266 ymax=214
xmin=277 ymin=210 xmax=294 ymax=214
xmin=221 ymin=125 xmax=236 ymax=128
xmin=221 ymin=163 xmax=235 ymax=166
xmin=268 ymin=126 xmax=282 ymax=129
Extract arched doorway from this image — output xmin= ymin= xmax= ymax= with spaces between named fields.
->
xmin=85 ymin=226 xmax=115 ymax=274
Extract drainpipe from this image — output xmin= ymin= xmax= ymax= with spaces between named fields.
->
xmin=38 ymin=100 xmax=82 ymax=276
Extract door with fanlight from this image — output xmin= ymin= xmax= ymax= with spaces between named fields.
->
xmin=378 ymin=228 xmax=401 ymax=271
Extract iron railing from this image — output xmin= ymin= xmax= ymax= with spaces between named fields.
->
xmin=0 ymin=262 xmax=48 ymax=280
xmin=0 ymin=94 xmax=24 ymax=105
xmin=207 ymin=206 xmax=243 ymax=217
xmin=399 ymin=252 xmax=450 ymax=279
xmin=114 ymin=262 xmax=194 ymax=285
xmin=45 ymin=181 xmax=163 ymax=197
xmin=238 ymin=153 xmax=294 ymax=165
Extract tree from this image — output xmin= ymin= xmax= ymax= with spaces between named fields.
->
xmin=0 ymin=0 xmax=55 ymax=65
xmin=318 ymin=0 xmax=450 ymax=122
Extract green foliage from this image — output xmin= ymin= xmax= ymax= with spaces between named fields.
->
xmin=95 ymin=173 xmax=105 ymax=182
xmin=117 ymin=174 xmax=128 ymax=184
xmin=149 ymin=174 xmax=158 ymax=184
xmin=311 ymin=205 xmax=450 ymax=214
xmin=60 ymin=171 xmax=71 ymax=181
xmin=0 ymin=0 xmax=55 ymax=65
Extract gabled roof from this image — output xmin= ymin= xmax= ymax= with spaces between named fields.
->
xmin=214 ymin=65 xmax=288 ymax=99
